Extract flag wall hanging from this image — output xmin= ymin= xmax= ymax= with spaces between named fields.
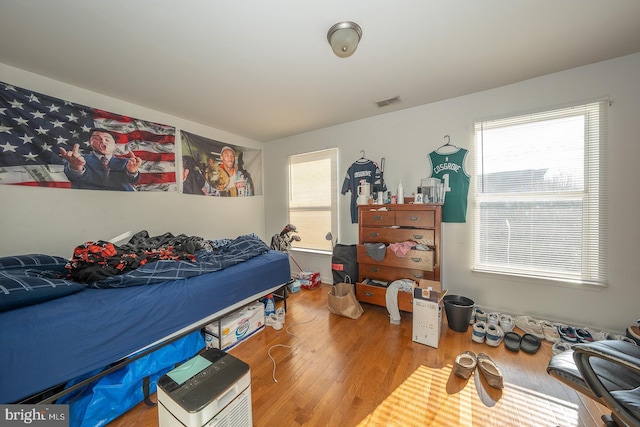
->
xmin=0 ymin=81 xmax=176 ymax=192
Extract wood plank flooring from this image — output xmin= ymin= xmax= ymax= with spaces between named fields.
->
xmin=110 ymin=283 xmax=610 ymax=427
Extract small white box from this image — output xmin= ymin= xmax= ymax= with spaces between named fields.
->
xmin=204 ymin=301 xmax=265 ymax=350
xmin=412 ymin=280 xmax=446 ymax=348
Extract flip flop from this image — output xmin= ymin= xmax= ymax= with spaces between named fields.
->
xmin=521 ymin=333 xmax=541 ymax=354
xmin=504 ymin=331 xmax=521 ymax=352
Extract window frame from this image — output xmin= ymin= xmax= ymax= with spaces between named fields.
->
xmin=472 ymin=101 xmax=608 ymax=286
xmin=287 ymin=148 xmax=339 ymax=253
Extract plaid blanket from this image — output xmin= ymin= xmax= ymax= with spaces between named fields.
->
xmin=86 ymin=233 xmax=270 ymax=288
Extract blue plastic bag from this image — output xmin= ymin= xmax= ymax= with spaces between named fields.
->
xmin=59 ymin=330 xmax=205 ymax=427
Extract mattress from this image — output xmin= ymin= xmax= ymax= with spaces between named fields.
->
xmin=0 ymin=250 xmax=290 ymax=403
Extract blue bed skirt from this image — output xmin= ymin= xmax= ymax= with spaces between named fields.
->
xmin=0 ymin=250 xmax=290 ymax=403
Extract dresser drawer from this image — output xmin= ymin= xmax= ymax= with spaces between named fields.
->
xmin=360 ymin=227 xmax=435 ymax=246
xmin=360 ymin=210 xmax=395 ymax=227
xmin=357 ymin=246 xmax=434 ymax=271
xmin=394 ymin=209 xmax=435 ymax=228
xmin=359 ymin=264 xmax=435 ymax=282
xmin=356 ymin=282 xmax=413 ymax=312
xmin=355 ymin=282 xmax=386 ymax=306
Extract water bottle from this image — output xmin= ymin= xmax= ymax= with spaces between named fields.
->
xmin=397 ymin=180 xmax=404 ymax=204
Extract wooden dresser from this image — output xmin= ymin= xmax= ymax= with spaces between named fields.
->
xmin=355 ymin=203 xmax=442 ymax=313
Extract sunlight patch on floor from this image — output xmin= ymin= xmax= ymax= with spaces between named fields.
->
xmin=356 ymin=364 xmax=581 ymax=427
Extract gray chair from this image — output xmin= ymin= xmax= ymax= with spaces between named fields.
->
xmin=547 ymin=340 xmax=640 ymax=427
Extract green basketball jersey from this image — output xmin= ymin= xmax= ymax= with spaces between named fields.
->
xmin=428 ymin=148 xmax=470 ymax=222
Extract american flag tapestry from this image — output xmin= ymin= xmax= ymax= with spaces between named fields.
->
xmin=181 ymin=130 xmax=262 ymax=197
xmin=0 ymin=81 xmax=176 ymax=191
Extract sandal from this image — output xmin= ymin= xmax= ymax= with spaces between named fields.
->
xmin=504 ymin=332 xmax=522 ymax=352
xmin=477 ymin=353 xmax=504 ymax=389
xmin=453 ymin=351 xmax=477 ymax=379
xmin=520 ymin=333 xmax=541 ymax=354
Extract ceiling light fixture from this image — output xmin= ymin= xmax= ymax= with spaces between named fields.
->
xmin=327 ymin=21 xmax=362 ymax=58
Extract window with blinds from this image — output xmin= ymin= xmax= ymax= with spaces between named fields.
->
xmin=473 ymin=101 xmax=608 ymax=285
xmin=288 ymin=148 xmax=338 ymax=252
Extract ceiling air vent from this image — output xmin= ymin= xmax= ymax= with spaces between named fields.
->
xmin=376 ymin=96 xmax=402 ymax=108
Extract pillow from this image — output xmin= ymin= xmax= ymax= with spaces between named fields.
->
xmin=0 ymin=254 xmax=69 ymax=272
xmin=0 ymin=269 xmax=86 ymax=312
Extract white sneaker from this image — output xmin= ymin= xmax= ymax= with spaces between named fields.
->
xmin=472 ymin=321 xmax=487 ymax=344
xmin=590 ymin=329 xmax=609 ymax=341
xmin=540 ymin=320 xmax=561 ymax=342
xmin=515 ymin=316 xmax=545 ymax=340
xmin=499 ymin=314 xmax=514 ymax=333
xmin=485 ymin=324 xmax=504 ymax=347
xmin=474 ymin=308 xmax=488 ymax=323
xmin=552 ymin=342 xmax=574 ymax=356
xmin=266 ymin=313 xmax=283 ymax=330
xmin=487 ymin=312 xmax=500 ymax=326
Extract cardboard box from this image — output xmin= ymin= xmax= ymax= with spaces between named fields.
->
xmin=203 ymin=301 xmax=265 ymax=350
xmin=412 ymin=280 xmax=447 ymax=348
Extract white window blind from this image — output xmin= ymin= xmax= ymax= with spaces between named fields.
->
xmin=288 ymin=148 xmax=338 ymax=252
xmin=473 ymin=101 xmax=608 ymax=285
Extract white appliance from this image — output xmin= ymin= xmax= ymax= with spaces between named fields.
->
xmin=356 ymin=182 xmax=371 ymax=205
xmin=157 ymin=348 xmax=252 ymax=427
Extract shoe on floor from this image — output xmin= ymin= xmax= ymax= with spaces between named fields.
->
xmin=477 ymin=353 xmax=504 ymax=389
xmin=575 ymin=328 xmax=594 ymax=343
xmin=539 ymin=320 xmax=561 ymax=342
xmin=487 ymin=312 xmax=500 ymax=326
xmin=472 ymin=321 xmax=487 ymax=344
xmin=520 ymin=333 xmax=541 ymax=354
xmin=552 ymin=341 xmax=574 ymax=356
xmin=453 ymin=351 xmax=477 ymax=379
xmin=499 ymin=314 xmax=515 ymax=333
xmin=515 ymin=316 xmax=545 ymax=340
xmin=589 ymin=329 xmax=609 ymax=341
xmin=474 ymin=308 xmax=488 ymax=324
xmin=275 ymin=307 xmax=286 ymax=323
xmin=627 ymin=325 xmax=640 ymax=345
xmin=266 ymin=313 xmax=283 ymax=330
xmin=557 ymin=325 xmax=578 ymax=343
xmin=504 ymin=332 xmax=521 ymax=352
xmin=486 ymin=324 xmax=504 ymax=347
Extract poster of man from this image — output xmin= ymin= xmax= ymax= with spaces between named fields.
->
xmin=0 ymin=80 xmax=176 ymax=192
xmin=180 ymin=131 xmax=262 ymax=197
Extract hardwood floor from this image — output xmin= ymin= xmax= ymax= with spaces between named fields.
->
xmin=110 ymin=283 xmax=610 ymax=426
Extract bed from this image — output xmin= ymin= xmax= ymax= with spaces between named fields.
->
xmin=0 ymin=232 xmax=291 ymax=404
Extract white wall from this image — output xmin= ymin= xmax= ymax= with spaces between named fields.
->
xmin=264 ymin=53 xmax=640 ymax=333
xmin=0 ymin=64 xmax=266 ymax=257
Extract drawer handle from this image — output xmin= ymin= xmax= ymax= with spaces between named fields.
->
xmin=412 ymin=273 xmax=423 ymax=278
xmin=409 ymin=216 xmax=419 ymax=221
xmin=370 ymin=267 xmax=379 ymax=272
xmin=412 ymin=234 xmax=424 ymax=239
xmin=373 ymin=215 xmax=383 ymax=221
xmin=411 ymin=257 xmax=422 ymax=263
xmin=365 ymin=292 xmax=374 ymax=297
xmin=369 ymin=232 xmax=379 ymax=238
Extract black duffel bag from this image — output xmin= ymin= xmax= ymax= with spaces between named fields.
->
xmin=331 ymin=244 xmax=358 ymax=285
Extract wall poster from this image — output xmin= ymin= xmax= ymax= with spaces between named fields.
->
xmin=181 ymin=131 xmax=262 ymax=197
xmin=0 ymin=81 xmax=176 ymax=192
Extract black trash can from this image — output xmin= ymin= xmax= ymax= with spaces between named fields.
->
xmin=443 ymin=295 xmax=475 ymax=332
